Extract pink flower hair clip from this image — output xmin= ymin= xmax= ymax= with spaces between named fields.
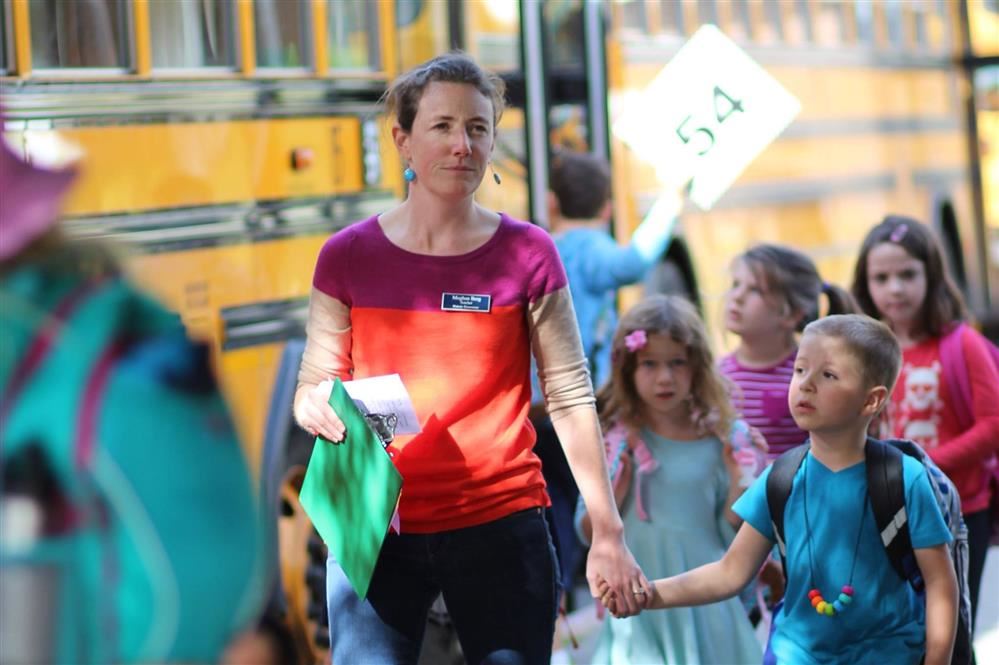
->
xmin=624 ymin=329 xmax=648 ymax=353
xmin=889 ymin=223 xmax=908 ymax=243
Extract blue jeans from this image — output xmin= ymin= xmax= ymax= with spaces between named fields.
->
xmin=326 ymin=507 xmax=559 ymax=665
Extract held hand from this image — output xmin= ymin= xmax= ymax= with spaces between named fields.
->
xmin=298 ymin=379 xmax=346 ymax=443
xmin=587 ymin=531 xmax=651 ymax=618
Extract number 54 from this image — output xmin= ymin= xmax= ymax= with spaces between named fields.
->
xmin=675 ymin=86 xmax=745 ymax=156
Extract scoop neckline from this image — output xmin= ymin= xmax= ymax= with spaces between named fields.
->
xmin=371 ymin=212 xmax=510 ymax=264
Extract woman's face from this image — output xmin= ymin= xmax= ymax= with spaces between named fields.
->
xmin=394 ymin=81 xmax=495 ymax=200
xmin=865 ymin=242 xmax=927 ymax=332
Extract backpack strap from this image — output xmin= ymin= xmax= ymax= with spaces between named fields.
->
xmin=938 ymin=323 xmax=973 ymax=431
xmin=0 ymin=278 xmax=106 ymax=428
xmin=865 ymin=438 xmax=924 ymax=593
xmin=766 ymin=443 xmax=809 ymax=581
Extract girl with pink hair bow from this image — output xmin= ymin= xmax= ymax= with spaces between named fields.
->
xmin=576 ymin=294 xmax=763 ymax=664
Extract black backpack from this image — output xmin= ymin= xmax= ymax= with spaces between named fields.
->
xmin=766 ymin=438 xmax=973 ymax=664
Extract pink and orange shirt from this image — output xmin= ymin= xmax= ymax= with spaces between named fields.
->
xmin=302 ymin=214 xmax=594 ymax=532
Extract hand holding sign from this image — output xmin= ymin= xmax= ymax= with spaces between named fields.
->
xmin=613 ymin=25 xmax=801 ymax=210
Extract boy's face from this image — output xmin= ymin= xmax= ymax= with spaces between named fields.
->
xmin=789 ymin=333 xmax=884 ymax=435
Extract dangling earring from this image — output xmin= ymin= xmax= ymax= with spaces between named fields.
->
xmin=403 ymin=166 xmax=416 ymax=182
xmin=490 ymin=163 xmax=501 ymax=185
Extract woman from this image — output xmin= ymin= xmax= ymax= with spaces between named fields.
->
xmin=293 ymin=53 xmax=648 ymax=663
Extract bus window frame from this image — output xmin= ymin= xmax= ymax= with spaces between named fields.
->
xmin=26 ymin=0 xmax=134 ymax=77
xmin=1 ymin=0 xmax=11 ymax=75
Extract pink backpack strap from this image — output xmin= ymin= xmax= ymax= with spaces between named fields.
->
xmin=939 ymin=323 xmax=973 ymax=432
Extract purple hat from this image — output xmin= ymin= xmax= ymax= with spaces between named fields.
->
xmin=0 ymin=112 xmax=79 ymax=262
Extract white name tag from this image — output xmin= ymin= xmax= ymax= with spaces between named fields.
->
xmin=441 ymin=293 xmax=492 ymax=313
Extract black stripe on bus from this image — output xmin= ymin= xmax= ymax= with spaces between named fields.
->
xmin=64 ymin=191 xmax=397 ymax=254
xmin=221 ymin=298 xmax=309 ymax=351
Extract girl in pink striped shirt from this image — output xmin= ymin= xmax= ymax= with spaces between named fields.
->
xmin=720 ymin=244 xmax=857 ymax=462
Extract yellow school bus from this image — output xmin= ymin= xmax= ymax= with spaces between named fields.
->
xmin=2 ymin=1 xmax=994 ymax=662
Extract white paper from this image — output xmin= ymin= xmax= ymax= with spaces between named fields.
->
xmin=342 ymin=374 xmax=421 ymax=435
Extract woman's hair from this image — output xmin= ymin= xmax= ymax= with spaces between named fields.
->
xmin=383 ymin=52 xmax=506 ymax=133
xmin=598 ymin=295 xmax=734 ymax=435
xmin=851 ymin=215 xmax=968 ymax=337
xmin=735 ymin=243 xmax=857 ymax=331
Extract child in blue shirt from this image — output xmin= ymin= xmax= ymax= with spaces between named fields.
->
xmin=599 ymin=314 xmax=958 ymax=664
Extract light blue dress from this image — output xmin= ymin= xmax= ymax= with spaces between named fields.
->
xmin=576 ymin=428 xmax=761 ymax=664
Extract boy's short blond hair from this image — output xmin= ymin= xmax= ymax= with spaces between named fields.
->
xmin=802 ymin=314 xmax=902 ymax=393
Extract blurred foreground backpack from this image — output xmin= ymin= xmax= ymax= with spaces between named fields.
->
xmin=0 ymin=265 xmax=266 ymax=664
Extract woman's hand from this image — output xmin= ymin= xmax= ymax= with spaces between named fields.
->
xmin=587 ymin=530 xmax=651 ymax=618
xmin=296 ymin=380 xmax=346 ymax=442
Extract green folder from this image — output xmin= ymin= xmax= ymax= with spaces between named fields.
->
xmin=299 ymin=378 xmax=404 ymax=599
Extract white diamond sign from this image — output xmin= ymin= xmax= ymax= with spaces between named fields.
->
xmin=613 ymin=24 xmax=801 ymax=210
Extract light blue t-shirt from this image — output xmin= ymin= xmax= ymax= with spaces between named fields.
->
xmin=734 ymin=451 xmax=952 ymax=664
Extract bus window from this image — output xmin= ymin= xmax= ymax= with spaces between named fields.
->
xmin=149 ymin=0 xmax=235 ymax=69
xmin=727 ymin=0 xmax=753 ymax=42
xmin=29 ymin=0 xmax=130 ymax=69
xmin=616 ymin=0 xmax=648 ymax=35
xmin=781 ymin=0 xmax=813 ymax=45
xmin=697 ymin=0 xmax=718 ymax=27
xmin=547 ymin=0 xmax=583 ymax=69
xmin=748 ymin=0 xmax=783 ymax=44
xmin=911 ymin=0 xmax=930 ymax=49
xmin=658 ymin=0 xmax=686 ymax=37
xmin=855 ymin=0 xmax=875 ymax=44
xmin=463 ymin=0 xmax=519 ymax=72
xmin=327 ymin=0 xmax=380 ymax=71
xmin=395 ymin=0 xmax=449 ymax=71
xmin=254 ymin=0 xmax=310 ymax=69
xmin=815 ymin=0 xmax=850 ymax=46
xmin=884 ymin=0 xmax=905 ymax=47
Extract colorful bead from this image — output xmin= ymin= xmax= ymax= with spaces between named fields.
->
xmin=809 ymin=586 xmax=854 ymax=618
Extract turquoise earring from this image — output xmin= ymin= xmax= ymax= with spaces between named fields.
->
xmin=403 ymin=167 xmax=416 ymax=182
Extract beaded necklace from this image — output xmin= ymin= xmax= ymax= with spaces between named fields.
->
xmin=801 ymin=454 xmax=866 ymax=617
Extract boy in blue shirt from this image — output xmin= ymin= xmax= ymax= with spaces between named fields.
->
xmin=599 ymin=314 xmax=958 ymax=664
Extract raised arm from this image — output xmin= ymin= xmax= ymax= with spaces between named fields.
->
xmin=529 ymin=286 xmax=650 ymax=616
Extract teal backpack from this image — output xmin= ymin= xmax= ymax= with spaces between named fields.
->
xmin=0 ymin=262 xmax=266 ymax=664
